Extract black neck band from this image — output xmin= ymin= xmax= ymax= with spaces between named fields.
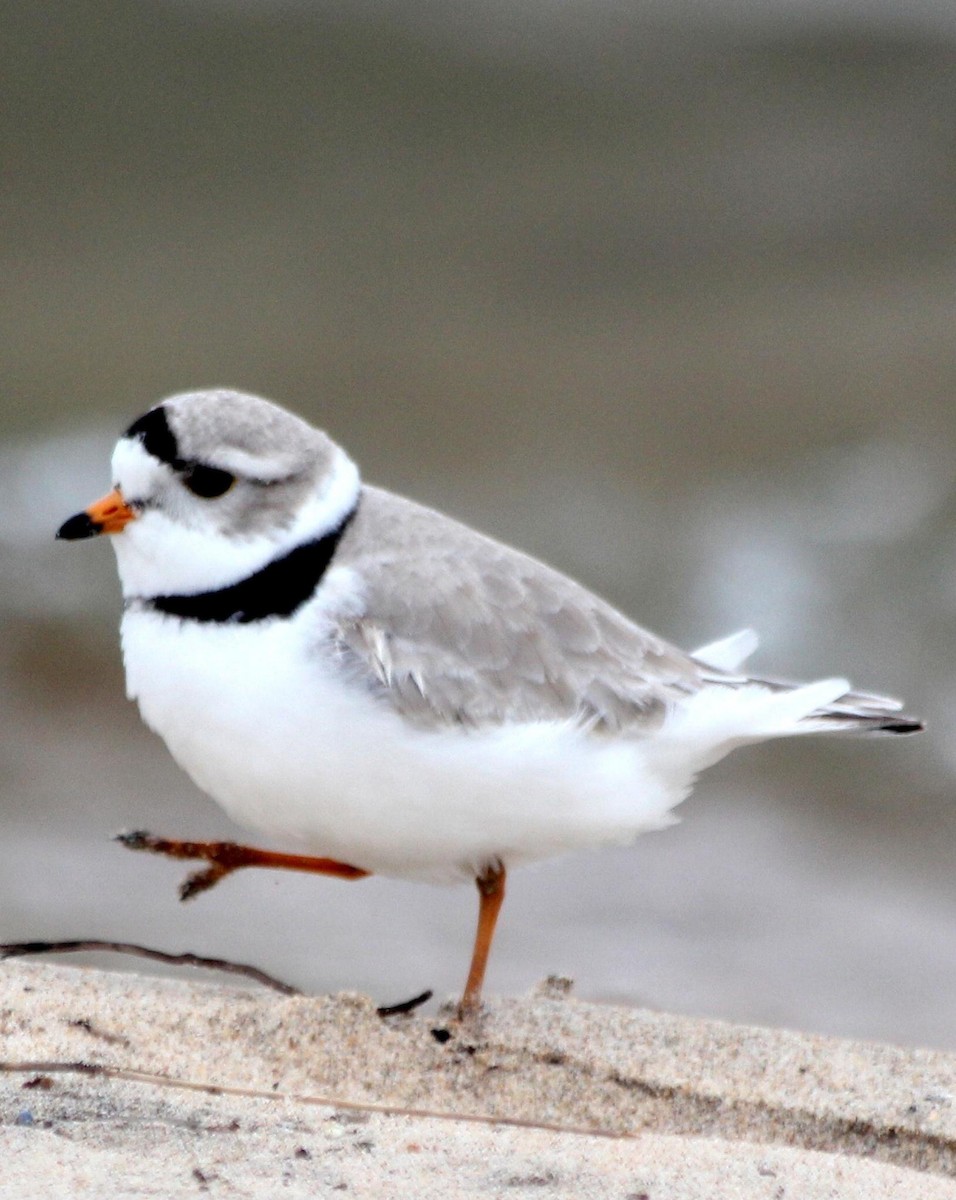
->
xmin=136 ymin=503 xmax=358 ymax=625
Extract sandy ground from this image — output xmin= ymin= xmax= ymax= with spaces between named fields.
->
xmin=2 ymin=961 xmax=955 ymax=1198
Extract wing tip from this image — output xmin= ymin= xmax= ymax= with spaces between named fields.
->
xmin=872 ymin=715 xmax=925 ymax=735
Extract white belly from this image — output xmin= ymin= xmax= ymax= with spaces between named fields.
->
xmin=120 ymin=607 xmax=687 ymax=884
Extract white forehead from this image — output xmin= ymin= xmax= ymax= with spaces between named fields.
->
xmin=111 ymin=434 xmax=164 ymax=497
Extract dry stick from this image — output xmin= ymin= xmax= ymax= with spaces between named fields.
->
xmin=376 ymin=989 xmax=433 ymax=1017
xmin=0 ymin=939 xmax=433 ymax=1016
xmin=0 ymin=939 xmax=300 ymax=995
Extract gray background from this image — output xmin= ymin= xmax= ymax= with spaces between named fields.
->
xmin=2 ymin=1 xmax=955 ymax=1047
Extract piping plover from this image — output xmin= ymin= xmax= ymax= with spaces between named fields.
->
xmin=57 ymin=389 xmax=922 ymax=1014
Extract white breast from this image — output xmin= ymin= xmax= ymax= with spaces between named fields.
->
xmin=119 ymin=600 xmax=691 ymax=885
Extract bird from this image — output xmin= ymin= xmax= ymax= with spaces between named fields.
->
xmin=57 ymin=388 xmax=923 ymax=1016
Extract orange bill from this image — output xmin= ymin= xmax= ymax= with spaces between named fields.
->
xmin=56 ymin=488 xmax=137 ymax=540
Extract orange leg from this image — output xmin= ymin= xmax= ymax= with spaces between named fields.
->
xmin=458 ymin=861 xmax=506 ymax=1019
xmin=116 ymin=830 xmax=369 ymax=901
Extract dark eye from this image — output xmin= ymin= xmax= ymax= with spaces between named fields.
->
xmin=182 ymin=464 xmax=236 ymax=498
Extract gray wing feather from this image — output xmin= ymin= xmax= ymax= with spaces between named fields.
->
xmin=328 ymin=486 xmax=702 ymax=731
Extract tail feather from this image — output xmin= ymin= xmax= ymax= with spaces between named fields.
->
xmin=797 ymin=707 xmax=924 ymax=735
xmin=650 ymin=632 xmax=923 ymax=789
xmin=739 ymin=674 xmax=922 ymax=735
xmin=692 ymin=628 xmax=759 ymax=672
xmin=686 ymin=629 xmax=924 ymax=740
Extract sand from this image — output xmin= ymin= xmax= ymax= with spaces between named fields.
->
xmin=2 ymin=961 xmax=955 ymax=1197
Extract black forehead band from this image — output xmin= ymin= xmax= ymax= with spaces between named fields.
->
xmin=124 ymin=406 xmax=185 ymax=469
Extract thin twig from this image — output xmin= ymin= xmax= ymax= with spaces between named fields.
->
xmin=0 ymin=939 xmax=434 ymax=1016
xmin=0 ymin=1059 xmax=635 ymax=1143
xmin=0 ymin=940 xmax=300 ymax=996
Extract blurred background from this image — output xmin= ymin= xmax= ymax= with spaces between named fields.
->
xmin=2 ymin=0 xmax=955 ymax=1048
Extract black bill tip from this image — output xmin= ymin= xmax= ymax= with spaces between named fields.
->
xmin=56 ymin=511 xmax=101 ymax=540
